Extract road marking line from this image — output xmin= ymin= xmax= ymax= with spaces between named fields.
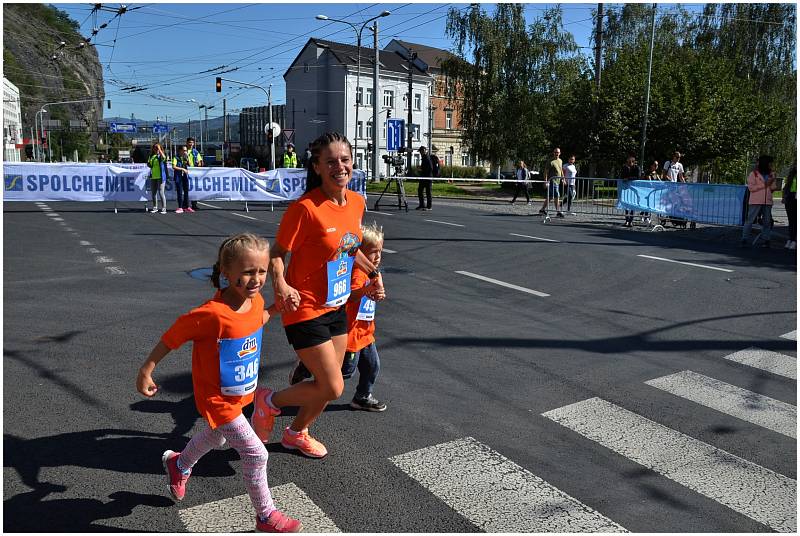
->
xmin=722 ymin=347 xmax=797 ymax=379
xmin=369 ymin=210 xmax=393 ymax=216
xmin=425 ymin=219 xmax=465 ymax=227
xmin=382 ymin=248 xmax=397 ymax=254
xmin=780 ymin=330 xmax=796 ymax=341
xmin=231 ymin=212 xmax=258 ymax=220
xmin=510 ymin=232 xmax=559 ymax=242
xmin=645 ymin=370 xmax=797 ymax=438
xmin=104 ymin=266 xmax=127 ymax=275
xmin=390 ymin=437 xmax=626 ymax=533
xmin=45 ymin=213 xmax=59 ymax=217
xmin=95 ymin=256 xmax=115 ymax=263
xmin=198 ymin=201 xmax=222 ymax=209
xmin=79 ymin=241 xmax=93 ymax=246
xmin=456 ymin=270 xmax=549 ymax=297
xmin=87 ymin=248 xmax=101 ymax=254
xmin=64 ymin=227 xmax=74 ymax=231
xmin=637 ymin=254 xmax=734 ymax=272
xmin=179 ymin=483 xmax=340 ymax=533
xmin=542 ymin=397 xmax=797 ymax=533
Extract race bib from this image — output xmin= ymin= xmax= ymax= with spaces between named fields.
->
xmin=218 ymin=327 xmax=263 ymax=396
xmin=356 ymin=295 xmax=376 ymax=321
xmin=325 ymin=256 xmax=354 ymax=307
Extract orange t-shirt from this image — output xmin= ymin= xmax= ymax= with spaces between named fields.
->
xmin=161 ymin=292 xmax=265 ymax=429
xmin=346 ymin=267 xmax=376 ymax=352
xmin=276 ymin=187 xmax=365 ymax=326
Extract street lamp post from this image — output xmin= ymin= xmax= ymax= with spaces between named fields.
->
xmin=215 ymin=77 xmax=276 ymax=169
xmin=35 ymin=98 xmax=99 ymax=161
xmin=316 ymin=11 xmax=390 ymax=175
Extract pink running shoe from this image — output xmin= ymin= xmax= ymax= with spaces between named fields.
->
xmin=280 ymin=428 xmax=328 ymax=458
xmin=161 ymin=450 xmax=190 ymax=500
xmin=251 ymin=387 xmax=281 ymax=442
xmin=185 ymin=207 xmax=195 ymax=213
xmin=256 ymin=510 xmax=302 ymax=533
xmin=175 ymin=208 xmax=184 ymax=214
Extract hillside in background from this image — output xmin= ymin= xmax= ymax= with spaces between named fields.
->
xmin=3 ymin=4 xmax=104 ymax=141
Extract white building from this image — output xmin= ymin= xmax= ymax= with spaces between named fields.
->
xmin=3 ymin=77 xmax=22 ymax=162
xmin=284 ymin=38 xmax=433 ymax=174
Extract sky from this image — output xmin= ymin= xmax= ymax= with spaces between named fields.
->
xmin=53 ymin=1 xmax=607 ymax=124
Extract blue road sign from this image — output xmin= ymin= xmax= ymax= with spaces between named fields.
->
xmin=387 ymin=118 xmax=404 ymax=152
xmin=152 ymin=123 xmax=169 ymax=134
xmin=110 ymin=122 xmax=136 ymax=133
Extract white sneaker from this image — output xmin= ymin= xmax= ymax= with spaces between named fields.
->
xmin=789 ymin=241 xmax=797 ymax=250
xmin=160 ymin=208 xmax=167 ymax=214
xmin=149 ymin=207 xmax=158 ymax=213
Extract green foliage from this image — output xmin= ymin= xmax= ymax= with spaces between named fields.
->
xmin=443 ymin=3 xmax=796 ymax=180
xmin=16 ymin=4 xmax=79 ymax=35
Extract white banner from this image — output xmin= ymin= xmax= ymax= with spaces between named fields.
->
xmin=3 ymin=162 xmax=366 ymax=202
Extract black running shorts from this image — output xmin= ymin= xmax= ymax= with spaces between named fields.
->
xmin=284 ymin=306 xmax=347 ymax=351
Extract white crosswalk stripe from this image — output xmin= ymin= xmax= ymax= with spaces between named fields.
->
xmin=390 ymin=437 xmax=627 ymax=533
xmin=645 ymin=370 xmax=797 ymax=438
xmin=722 ymin=347 xmax=797 ymax=379
xmin=542 ymin=397 xmax=797 ymax=533
xmin=179 ymin=483 xmax=340 ymax=533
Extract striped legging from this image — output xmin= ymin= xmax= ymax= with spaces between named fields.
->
xmin=178 ymin=414 xmax=275 ymax=517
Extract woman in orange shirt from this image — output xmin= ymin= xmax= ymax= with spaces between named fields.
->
xmin=251 ymin=132 xmax=383 ymax=458
xmin=136 ymin=233 xmax=301 ymax=533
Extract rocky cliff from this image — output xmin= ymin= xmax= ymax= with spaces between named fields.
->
xmin=3 ymin=3 xmax=104 ymax=140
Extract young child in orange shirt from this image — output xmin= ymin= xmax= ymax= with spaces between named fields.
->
xmin=136 ymin=233 xmax=301 ymax=533
xmin=341 ymin=222 xmax=387 ymax=411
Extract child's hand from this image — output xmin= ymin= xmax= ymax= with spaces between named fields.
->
xmin=274 ymin=281 xmax=301 ymax=312
xmin=137 ymin=368 xmax=158 ymax=397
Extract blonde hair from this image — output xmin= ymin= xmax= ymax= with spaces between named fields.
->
xmin=361 ymin=221 xmax=384 ymax=248
xmin=211 ymin=233 xmax=269 ymax=289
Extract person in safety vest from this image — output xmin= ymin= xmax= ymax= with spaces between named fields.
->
xmin=282 ymin=143 xmax=299 ymax=168
xmin=186 ymin=137 xmax=203 ymax=211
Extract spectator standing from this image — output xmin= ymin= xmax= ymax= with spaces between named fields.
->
xmin=303 ymin=144 xmax=312 ymax=168
xmin=562 ymin=155 xmax=577 ymax=214
xmin=662 ymin=151 xmax=685 ymax=182
xmin=741 ymin=155 xmax=779 ymax=248
xmin=538 ymin=147 xmax=564 ymax=218
xmin=172 ymin=146 xmax=191 ymax=213
xmin=510 ymin=160 xmax=531 ymax=205
xmin=646 ymin=160 xmax=660 ymax=180
xmin=416 ymin=145 xmax=433 ymax=211
xmin=147 ymin=143 xmax=168 ymax=214
xmin=282 ymin=143 xmax=299 ymax=168
xmin=620 ymin=155 xmax=641 ymax=227
xmin=781 ymin=164 xmax=796 ymax=250
xmin=186 ymin=137 xmax=203 ymax=212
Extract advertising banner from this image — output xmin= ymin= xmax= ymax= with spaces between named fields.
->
xmin=617 ymin=180 xmax=747 ymax=226
xmin=3 ymin=162 xmax=366 ymax=203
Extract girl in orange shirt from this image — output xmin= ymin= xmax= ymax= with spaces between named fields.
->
xmin=251 ymin=132 xmax=383 ymax=458
xmin=136 ymin=233 xmax=301 ymax=533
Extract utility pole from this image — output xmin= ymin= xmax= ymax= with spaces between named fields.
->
xmin=372 ymin=20 xmax=381 ymax=182
xmin=406 ymin=49 xmax=417 ymax=172
xmin=268 ymin=84 xmax=274 ymax=170
xmin=590 ymin=3 xmax=604 ymax=177
xmin=223 ymin=98 xmax=227 ymax=164
xmin=640 ymin=3 xmax=657 ymax=168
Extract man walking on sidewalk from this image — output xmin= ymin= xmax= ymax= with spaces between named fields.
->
xmin=417 ymin=146 xmax=434 ymax=211
xmin=538 ymin=147 xmax=564 ymax=218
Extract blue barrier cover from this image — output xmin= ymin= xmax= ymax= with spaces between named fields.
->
xmin=617 ymin=180 xmax=746 ymax=225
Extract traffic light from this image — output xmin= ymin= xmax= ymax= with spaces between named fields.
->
xmin=215 ymin=77 xmax=222 ymax=92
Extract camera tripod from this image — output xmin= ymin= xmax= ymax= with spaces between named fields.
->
xmin=373 ymin=163 xmax=408 ymax=212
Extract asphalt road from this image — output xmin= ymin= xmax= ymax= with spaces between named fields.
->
xmin=3 ymin=198 xmax=796 ymax=532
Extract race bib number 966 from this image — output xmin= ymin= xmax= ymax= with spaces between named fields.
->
xmin=325 ymin=256 xmax=354 ymax=307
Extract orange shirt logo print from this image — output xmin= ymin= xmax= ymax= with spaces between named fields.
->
xmin=336 ymin=232 xmax=361 ymax=259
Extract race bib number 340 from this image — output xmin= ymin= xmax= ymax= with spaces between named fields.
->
xmin=218 ymin=327 xmax=263 ymax=396
xmin=325 ymin=256 xmax=354 ymax=307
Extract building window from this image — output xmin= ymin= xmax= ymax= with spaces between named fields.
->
xmin=445 ymin=153 xmax=453 ymax=166
xmin=383 ymin=121 xmax=387 ymax=141
xmin=365 ymin=88 xmax=373 ymax=106
xmin=357 ymin=121 xmax=364 ymax=139
xmin=414 ymin=93 xmax=422 ymax=110
xmin=357 ymin=87 xmax=363 ymax=105
xmin=366 ymin=122 xmax=373 ymax=139
xmin=412 ymin=124 xmax=421 ymax=141
xmin=356 ymin=151 xmax=363 ymax=170
xmin=461 ymin=152 xmax=470 ymax=166
xmin=413 ymin=153 xmax=420 ymax=167
xmin=446 ymin=111 xmax=453 ymax=130
xmin=383 ymin=89 xmax=394 ymax=108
